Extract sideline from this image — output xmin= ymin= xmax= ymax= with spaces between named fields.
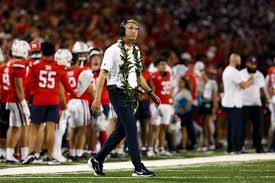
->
xmin=0 ymin=153 xmax=274 ymax=176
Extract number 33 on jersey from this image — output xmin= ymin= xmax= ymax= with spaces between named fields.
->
xmin=151 ymin=71 xmax=172 ymax=104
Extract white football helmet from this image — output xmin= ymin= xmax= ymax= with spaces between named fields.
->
xmin=89 ymin=48 xmax=102 ymax=57
xmin=72 ymin=41 xmax=89 ymax=62
xmin=54 ymin=49 xmax=73 ymax=67
xmin=11 ymin=40 xmax=30 ymax=59
xmin=0 ymin=48 xmax=4 ymax=63
xmin=72 ymin=41 xmax=89 ymax=54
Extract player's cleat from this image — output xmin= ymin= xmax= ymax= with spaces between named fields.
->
xmin=21 ymin=155 xmax=35 ymax=164
xmin=88 ymin=157 xmax=105 ymax=176
xmin=52 ymin=155 xmax=68 ymax=163
xmin=201 ymin=146 xmax=208 ymax=152
xmin=132 ymin=164 xmax=155 ymax=177
xmin=0 ymin=155 xmax=5 ymax=162
xmin=6 ymin=156 xmax=19 ymax=164
xmin=158 ymin=149 xmax=172 ymax=156
xmin=208 ymin=145 xmax=216 ymax=151
xmin=146 ymin=149 xmax=155 ymax=157
xmin=46 ymin=157 xmax=60 ymax=165
xmin=32 ymin=157 xmax=43 ymax=164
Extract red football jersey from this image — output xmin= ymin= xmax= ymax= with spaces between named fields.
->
xmin=151 ymin=71 xmax=171 ymax=104
xmin=93 ymin=70 xmax=110 ymax=105
xmin=184 ymin=70 xmax=198 ymax=100
xmin=267 ymin=66 xmax=275 ymax=96
xmin=139 ymin=69 xmax=151 ymax=101
xmin=25 ymin=58 xmax=36 ymax=99
xmin=7 ymin=59 xmax=27 ymax=103
xmin=0 ymin=64 xmax=9 ymax=103
xmin=27 ymin=57 xmax=76 ymax=106
xmin=67 ymin=67 xmax=94 ymax=103
xmin=267 ymin=66 xmax=275 ymax=87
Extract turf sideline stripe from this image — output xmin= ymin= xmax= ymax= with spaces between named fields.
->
xmin=1 ymin=153 xmax=275 ymax=176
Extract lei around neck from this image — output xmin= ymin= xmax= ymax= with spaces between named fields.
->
xmin=118 ymin=39 xmax=142 ymax=108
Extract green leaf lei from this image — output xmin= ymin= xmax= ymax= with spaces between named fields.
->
xmin=118 ymin=39 xmax=142 ymax=108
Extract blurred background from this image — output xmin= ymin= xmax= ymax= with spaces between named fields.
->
xmin=1 ymin=0 xmax=275 ymax=72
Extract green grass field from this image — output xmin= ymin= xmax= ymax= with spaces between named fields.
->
xmin=0 ymin=160 xmax=275 ymax=183
xmin=0 ymin=149 xmax=226 ymax=169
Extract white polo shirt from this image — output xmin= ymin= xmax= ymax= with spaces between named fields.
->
xmin=222 ymin=66 xmax=243 ymax=108
xmin=101 ymin=41 xmax=141 ymax=89
xmin=240 ymin=69 xmax=265 ymax=106
xmin=203 ymin=79 xmax=218 ymax=100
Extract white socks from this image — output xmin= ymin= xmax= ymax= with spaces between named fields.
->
xmin=0 ymin=148 xmax=6 ymax=158
xmin=159 ymin=147 xmax=165 ymax=151
xmin=53 ymin=130 xmax=62 ymax=157
xmin=76 ymin=149 xmax=83 ymax=157
xmin=21 ymin=147 xmax=29 ymax=160
xmin=69 ymin=149 xmax=76 ymax=157
xmin=6 ymin=148 xmax=15 ymax=160
xmin=53 ymin=118 xmax=67 ymax=158
xmin=148 ymin=147 xmax=154 ymax=151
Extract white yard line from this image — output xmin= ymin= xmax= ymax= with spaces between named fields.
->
xmin=0 ymin=153 xmax=275 ymax=176
xmin=240 ymin=170 xmax=275 ymax=172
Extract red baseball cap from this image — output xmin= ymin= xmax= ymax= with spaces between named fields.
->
xmin=29 ymin=40 xmax=41 ymax=52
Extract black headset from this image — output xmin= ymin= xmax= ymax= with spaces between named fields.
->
xmin=119 ymin=20 xmax=128 ymax=37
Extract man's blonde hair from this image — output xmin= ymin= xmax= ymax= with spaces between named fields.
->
xmin=125 ymin=19 xmax=139 ymax=27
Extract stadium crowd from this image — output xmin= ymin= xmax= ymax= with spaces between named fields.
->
xmin=0 ymin=0 xmax=275 ymax=164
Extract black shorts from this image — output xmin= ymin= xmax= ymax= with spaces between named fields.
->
xmin=31 ymin=105 xmax=60 ymax=123
xmin=179 ymin=111 xmax=193 ymax=127
xmin=135 ymin=99 xmax=151 ymax=120
xmin=200 ymin=100 xmax=213 ymax=115
xmin=0 ymin=103 xmax=9 ymax=138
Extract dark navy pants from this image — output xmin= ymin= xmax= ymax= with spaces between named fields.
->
xmin=224 ymin=107 xmax=243 ymax=152
xmin=95 ymin=87 xmax=142 ymax=169
xmin=242 ymin=106 xmax=263 ymax=151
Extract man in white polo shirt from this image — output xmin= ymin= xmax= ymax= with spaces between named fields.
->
xmin=88 ymin=19 xmax=160 ymax=177
xmin=240 ymin=56 xmax=265 ymax=153
xmin=222 ymin=53 xmax=254 ymax=154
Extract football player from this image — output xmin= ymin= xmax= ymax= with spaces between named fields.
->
xmin=67 ymin=48 xmax=95 ymax=160
xmin=52 ymin=48 xmax=73 ymax=162
xmin=5 ymin=40 xmax=31 ymax=163
xmin=0 ymin=48 xmax=8 ymax=160
xmin=265 ymin=63 xmax=275 ymax=152
xmin=88 ymin=48 xmax=109 ymax=153
xmin=23 ymin=42 xmax=78 ymax=164
xmin=147 ymin=56 xmax=173 ymax=156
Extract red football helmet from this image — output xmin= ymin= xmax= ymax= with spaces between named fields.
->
xmin=29 ymin=40 xmax=41 ymax=53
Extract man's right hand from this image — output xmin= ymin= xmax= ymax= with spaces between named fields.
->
xmin=150 ymin=92 xmax=161 ymax=106
xmin=91 ymin=98 xmax=101 ymax=113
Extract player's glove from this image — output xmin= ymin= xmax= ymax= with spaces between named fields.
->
xmin=20 ymin=99 xmax=30 ymax=118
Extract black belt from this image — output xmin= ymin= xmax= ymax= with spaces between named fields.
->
xmin=107 ymin=85 xmax=122 ymax=91
xmin=107 ymin=85 xmax=140 ymax=94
